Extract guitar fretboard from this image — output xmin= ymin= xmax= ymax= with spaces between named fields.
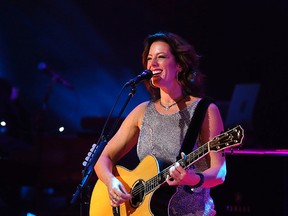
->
xmin=135 ymin=125 xmax=244 ymax=197
xmin=144 ymin=142 xmax=210 ymax=194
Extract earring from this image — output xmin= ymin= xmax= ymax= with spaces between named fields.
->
xmin=176 ymin=72 xmax=182 ymax=84
xmin=190 ymin=71 xmax=197 ymax=85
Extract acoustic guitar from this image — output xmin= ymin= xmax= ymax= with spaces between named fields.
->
xmin=90 ymin=125 xmax=244 ymax=216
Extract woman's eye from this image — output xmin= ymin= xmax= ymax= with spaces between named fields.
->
xmin=147 ymin=55 xmax=166 ymax=62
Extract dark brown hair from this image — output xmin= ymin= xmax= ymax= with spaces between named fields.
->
xmin=142 ymin=32 xmax=206 ymax=101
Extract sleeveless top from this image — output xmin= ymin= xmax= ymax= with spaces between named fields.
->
xmin=137 ymin=100 xmax=216 ymax=216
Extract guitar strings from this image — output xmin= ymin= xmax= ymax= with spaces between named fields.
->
xmin=131 ymin=168 xmax=171 ymax=196
xmin=131 ymin=150 xmax=202 ymax=196
xmin=130 ymin=127 xmax=242 ymax=197
xmin=130 ymin=145 xmax=209 ymax=197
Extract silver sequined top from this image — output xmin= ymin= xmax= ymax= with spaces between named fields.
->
xmin=137 ymin=100 xmax=216 ymax=216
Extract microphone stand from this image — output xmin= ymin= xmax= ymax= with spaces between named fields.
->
xmin=70 ymin=84 xmax=137 ymax=216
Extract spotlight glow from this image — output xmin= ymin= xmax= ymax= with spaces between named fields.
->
xmin=59 ymin=126 xmax=64 ymax=132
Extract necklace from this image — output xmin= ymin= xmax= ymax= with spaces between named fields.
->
xmin=159 ymin=95 xmax=187 ymax=110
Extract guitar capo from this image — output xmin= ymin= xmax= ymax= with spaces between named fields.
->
xmin=180 ymin=152 xmax=189 ymax=168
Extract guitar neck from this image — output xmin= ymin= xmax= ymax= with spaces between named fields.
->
xmin=143 ymin=125 xmax=244 ymax=196
xmin=90 ymin=125 xmax=243 ymax=216
xmin=145 ymin=142 xmax=210 ymax=194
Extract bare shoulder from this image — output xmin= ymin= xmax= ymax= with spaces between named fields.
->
xmin=130 ymin=101 xmax=149 ymax=116
xmin=134 ymin=101 xmax=150 ymax=111
xmin=200 ymin=102 xmax=224 ymax=142
xmin=208 ymin=102 xmax=221 ymax=113
xmin=124 ymin=101 xmax=150 ymax=127
xmin=206 ymin=102 xmax=223 ymax=124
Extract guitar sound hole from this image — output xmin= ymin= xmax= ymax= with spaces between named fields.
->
xmin=130 ymin=179 xmax=145 ymax=208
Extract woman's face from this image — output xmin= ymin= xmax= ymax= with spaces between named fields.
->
xmin=147 ymin=41 xmax=181 ymax=88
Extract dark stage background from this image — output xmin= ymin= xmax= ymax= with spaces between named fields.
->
xmin=0 ymin=0 xmax=287 ymax=215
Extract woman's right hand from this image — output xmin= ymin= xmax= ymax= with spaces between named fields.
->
xmin=108 ymin=176 xmax=132 ymax=207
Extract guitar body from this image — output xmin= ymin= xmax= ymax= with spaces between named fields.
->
xmin=89 ymin=125 xmax=244 ymax=216
xmin=90 ymin=155 xmax=163 ymax=216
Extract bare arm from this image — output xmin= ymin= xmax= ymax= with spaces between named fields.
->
xmin=94 ymin=101 xmax=148 ymax=206
xmin=167 ymin=103 xmax=226 ymax=188
xmin=199 ymin=103 xmax=226 ymax=187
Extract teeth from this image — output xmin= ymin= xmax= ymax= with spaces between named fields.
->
xmin=153 ymin=70 xmax=161 ymax=75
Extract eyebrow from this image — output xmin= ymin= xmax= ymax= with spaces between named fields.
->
xmin=148 ymin=51 xmax=168 ymax=56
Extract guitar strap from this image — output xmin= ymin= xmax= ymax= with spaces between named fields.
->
xmin=177 ymin=97 xmax=214 ymax=160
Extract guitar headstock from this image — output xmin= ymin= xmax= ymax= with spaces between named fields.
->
xmin=209 ymin=125 xmax=244 ymax=152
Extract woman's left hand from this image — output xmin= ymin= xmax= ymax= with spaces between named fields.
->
xmin=166 ymin=162 xmax=187 ymax=185
xmin=166 ymin=152 xmax=201 ymax=186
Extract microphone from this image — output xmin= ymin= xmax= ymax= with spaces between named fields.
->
xmin=38 ymin=62 xmax=74 ymax=89
xmin=124 ymin=69 xmax=153 ymax=87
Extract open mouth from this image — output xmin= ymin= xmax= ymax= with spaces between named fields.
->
xmin=152 ymin=70 xmax=162 ymax=76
